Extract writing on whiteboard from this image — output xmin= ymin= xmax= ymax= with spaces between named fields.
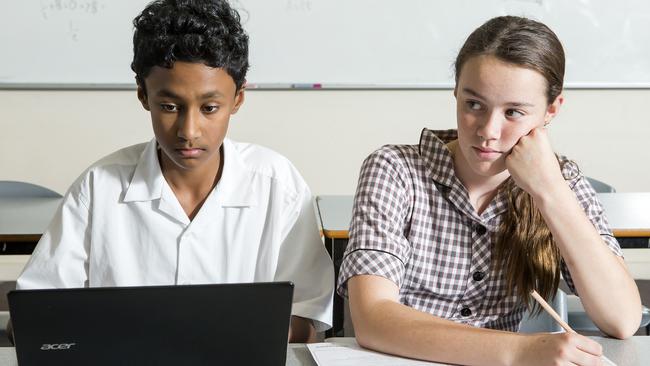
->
xmin=40 ymin=0 xmax=106 ymax=20
xmin=39 ymin=1 xmax=108 ymax=42
xmin=510 ymin=0 xmax=544 ymax=5
xmin=286 ymin=0 xmax=313 ymax=12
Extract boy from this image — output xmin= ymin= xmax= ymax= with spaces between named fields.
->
xmin=16 ymin=0 xmax=333 ymax=342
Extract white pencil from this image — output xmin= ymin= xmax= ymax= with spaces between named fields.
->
xmin=531 ymin=290 xmax=617 ymax=366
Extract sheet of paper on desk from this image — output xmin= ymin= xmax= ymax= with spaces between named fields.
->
xmin=307 ymin=339 xmax=451 ymax=366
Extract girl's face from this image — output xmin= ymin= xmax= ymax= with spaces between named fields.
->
xmin=454 ymin=55 xmax=561 ymax=179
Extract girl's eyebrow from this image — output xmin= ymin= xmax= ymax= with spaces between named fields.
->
xmin=462 ymin=87 xmax=486 ymax=100
xmin=506 ymin=101 xmax=535 ymax=107
xmin=462 ymin=87 xmax=535 ymax=107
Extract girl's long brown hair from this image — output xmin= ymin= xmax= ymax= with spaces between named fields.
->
xmin=454 ymin=16 xmax=566 ymax=312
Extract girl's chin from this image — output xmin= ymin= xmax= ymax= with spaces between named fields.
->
xmin=469 ymin=162 xmax=508 ymax=178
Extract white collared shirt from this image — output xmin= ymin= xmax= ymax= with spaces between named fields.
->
xmin=17 ymin=138 xmax=334 ymax=331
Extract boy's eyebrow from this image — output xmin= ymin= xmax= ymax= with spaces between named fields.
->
xmin=199 ymin=91 xmax=225 ymax=99
xmin=155 ymin=89 xmax=181 ymax=99
xmin=155 ymin=89 xmax=225 ymax=99
xmin=462 ymin=87 xmax=534 ymax=107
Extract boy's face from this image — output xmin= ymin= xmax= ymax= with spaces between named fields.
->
xmin=137 ymin=62 xmax=244 ymax=175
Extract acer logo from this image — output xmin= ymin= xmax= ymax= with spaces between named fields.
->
xmin=40 ymin=343 xmax=76 ymax=351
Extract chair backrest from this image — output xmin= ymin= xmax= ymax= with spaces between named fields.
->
xmin=585 ymin=177 xmax=616 ymax=193
xmin=0 ymin=181 xmax=61 ymax=198
xmin=519 ymin=289 xmax=567 ymax=333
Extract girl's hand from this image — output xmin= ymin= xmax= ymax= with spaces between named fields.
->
xmin=505 ymin=127 xmax=565 ymax=199
xmin=513 ymin=332 xmax=605 ymax=366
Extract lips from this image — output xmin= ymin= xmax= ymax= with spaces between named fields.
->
xmin=175 ymin=147 xmax=205 ymax=158
xmin=472 ymin=146 xmax=502 ymax=160
xmin=474 ymin=146 xmax=500 ymax=153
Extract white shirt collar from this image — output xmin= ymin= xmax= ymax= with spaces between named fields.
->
xmin=214 ymin=138 xmax=258 ymax=207
xmin=122 ymin=138 xmax=257 ymax=207
xmin=122 ymin=138 xmax=164 ymax=203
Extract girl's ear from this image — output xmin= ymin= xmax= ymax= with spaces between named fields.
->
xmin=544 ymin=94 xmax=564 ymax=125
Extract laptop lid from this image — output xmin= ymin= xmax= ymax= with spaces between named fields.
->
xmin=8 ymin=282 xmax=294 ymax=366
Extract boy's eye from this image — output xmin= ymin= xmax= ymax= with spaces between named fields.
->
xmin=505 ymin=109 xmax=524 ymax=118
xmin=160 ymin=104 xmax=178 ymax=112
xmin=202 ymin=105 xmax=219 ymax=113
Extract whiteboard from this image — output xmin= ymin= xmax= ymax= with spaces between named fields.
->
xmin=1 ymin=0 xmax=650 ymax=89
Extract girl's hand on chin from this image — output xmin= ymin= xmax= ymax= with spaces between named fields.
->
xmin=505 ymin=127 xmax=564 ymax=198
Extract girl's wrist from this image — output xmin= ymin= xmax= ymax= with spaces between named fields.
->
xmin=530 ymin=176 xmax=574 ymax=210
xmin=506 ymin=333 xmax=533 ymax=366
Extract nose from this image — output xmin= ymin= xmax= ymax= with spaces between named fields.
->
xmin=177 ymin=109 xmax=202 ymax=142
xmin=477 ymin=110 xmax=502 ymax=141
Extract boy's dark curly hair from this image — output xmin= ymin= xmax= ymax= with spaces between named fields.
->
xmin=131 ymin=0 xmax=249 ymax=92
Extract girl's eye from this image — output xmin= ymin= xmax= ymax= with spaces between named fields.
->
xmin=160 ymin=104 xmax=178 ymax=112
xmin=505 ymin=109 xmax=524 ymax=118
xmin=466 ymin=101 xmax=482 ymax=110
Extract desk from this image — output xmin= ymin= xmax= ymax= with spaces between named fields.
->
xmin=0 ymin=345 xmax=317 ymax=366
xmin=316 ymin=193 xmax=650 ymax=336
xmin=316 ymin=196 xmax=352 ymax=337
xmin=599 ymin=193 xmax=650 ymax=239
xmin=0 ymin=197 xmax=61 ymax=244
xmin=0 ymin=336 xmax=647 ymax=365
xmin=0 ymin=197 xmax=60 ymax=280
xmin=585 ymin=193 xmax=650 ymax=280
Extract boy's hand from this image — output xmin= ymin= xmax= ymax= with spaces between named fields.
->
xmin=288 ymin=316 xmax=316 ymax=343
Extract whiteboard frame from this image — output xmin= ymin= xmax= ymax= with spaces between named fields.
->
xmin=2 ymin=82 xmax=650 ymax=90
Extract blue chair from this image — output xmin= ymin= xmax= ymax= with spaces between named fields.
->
xmin=585 ymin=176 xmax=615 ymax=193
xmin=0 ymin=181 xmax=61 ymax=198
xmin=519 ymin=290 xmax=567 ymax=333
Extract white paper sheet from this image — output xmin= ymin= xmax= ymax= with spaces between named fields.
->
xmin=307 ymin=338 xmax=452 ymax=366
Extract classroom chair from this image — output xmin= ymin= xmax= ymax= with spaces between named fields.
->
xmin=0 ymin=181 xmax=61 ymax=198
xmin=518 ymin=289 xmax=568 ymax=333
xmin=0 ymin=181 xmax=60 ymax=345
xmin=0 ymin=311 xmax=9 ymax=347
xmin=585 ymin=177 xmax=615 ymax=193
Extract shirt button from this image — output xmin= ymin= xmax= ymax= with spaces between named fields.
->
xmin=460 ymin=307 xmax=472 ymax=317
xmin=472 ymin=271 xmax=486 ymax=282
xmin=475 ymin=224 xmax=487 ymax=235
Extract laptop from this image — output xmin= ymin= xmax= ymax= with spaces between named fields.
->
xmin=8 ymin=282 xmax=294 ymax=366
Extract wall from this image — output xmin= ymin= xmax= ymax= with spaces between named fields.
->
xmin=1 ymin=89 xmax=649 ymax=195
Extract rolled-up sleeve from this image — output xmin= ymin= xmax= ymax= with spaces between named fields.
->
xmin=337 ymin=147 xmax=412 ymax=298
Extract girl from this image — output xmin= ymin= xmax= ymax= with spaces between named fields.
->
xmin=337 ymin=16 xmax=641 ymax=366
